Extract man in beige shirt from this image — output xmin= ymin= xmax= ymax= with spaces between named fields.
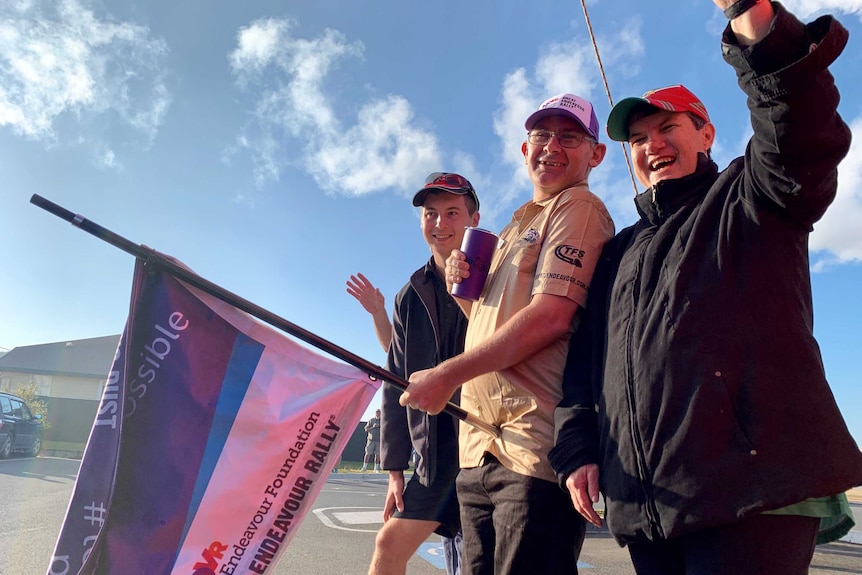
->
xmin=402 ymin=93 xmax=615 ymax=575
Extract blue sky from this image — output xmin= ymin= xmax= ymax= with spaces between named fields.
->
xmin=1 ymin=0 xmax=860 ymax=444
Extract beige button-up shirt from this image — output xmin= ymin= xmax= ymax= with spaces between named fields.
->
xmin=459 ymin=183 xmax=614 ymax=482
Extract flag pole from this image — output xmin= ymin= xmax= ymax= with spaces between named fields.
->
xmin=30 ymin=194 xmax=501 ymax=438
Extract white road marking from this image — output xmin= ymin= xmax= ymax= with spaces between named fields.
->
xmin=312 ymin=507 xmax=381 ymax=533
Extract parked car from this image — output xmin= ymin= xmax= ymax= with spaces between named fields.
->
xmin=0 ymin=391 xmax=44 ymax=458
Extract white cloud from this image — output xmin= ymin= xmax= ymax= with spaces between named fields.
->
xmin=227 ymin=18 xmax=441 ymax=196
xmin=314 ymin=96 xmax=440 ymax=194
xmin=0 ymin=0 xmax=171 ymax=150
xmin=491 ymin=67 xmax=535 ymax=209
xmin=229 ymin=18 xmax=286 ymax=74
xmin=223 ymin=132 xmax=282 ymax=189
xmin=811 ymin=117 xmax=862 ymax=269
xmin=780 ymin=0 xmax=862 ymax=19
xmin=96 ymin=146 xmax=121 ymax=171
xmin=534 ymin=41 xmax=599 ymax=98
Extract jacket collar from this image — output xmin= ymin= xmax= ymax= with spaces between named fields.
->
xmin=634 ymin=154 xmax=719 ymax=226
xmin=422 ymin=256 xmax=442 ymax=281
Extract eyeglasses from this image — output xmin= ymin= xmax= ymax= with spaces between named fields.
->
xmin=424 ymin=172 xmax=474 ymax=192
xmin=527 ymin=130 xmax=596 ymax=149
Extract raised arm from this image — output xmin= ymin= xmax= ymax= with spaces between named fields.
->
xmin=713 ymin=0 xmax=775 ymax=45
xmin=346 ymin=273 xmax=393 ymax=352
xmin=720 ymin=2 xmax=850 ymax=224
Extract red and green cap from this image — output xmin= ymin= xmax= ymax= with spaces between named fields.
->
xmin=606 ymin=85 xmax=710 ymax=142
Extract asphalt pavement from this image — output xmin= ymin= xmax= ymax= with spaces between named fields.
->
xmin=1 ymin=457 xmax=860 ymax=575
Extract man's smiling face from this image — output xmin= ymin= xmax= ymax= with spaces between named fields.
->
xmin=521 ymin=115 xmax=605 ymax=202
xmin=628 ymin=110 xmax=715 ymax=188
xmin=420 ymin=191 xmax=479 ymax=269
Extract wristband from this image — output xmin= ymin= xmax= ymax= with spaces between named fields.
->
xmin=724 ymin=0 xmax=760 ymax=19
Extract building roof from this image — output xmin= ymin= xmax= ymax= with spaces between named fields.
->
xmin=0 ymin=335 xmax=121 ymax=378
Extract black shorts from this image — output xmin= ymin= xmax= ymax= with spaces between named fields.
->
xmin=393 ymin=466 xmax=461 ymax=538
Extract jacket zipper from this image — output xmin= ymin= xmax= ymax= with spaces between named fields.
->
xmin=416 ymin=275 xmax=441 ymax=483
xmin=651 ymin=186 xmax=663 ymax=221
xmin=623 ymin=232 xmax=664 ymax=539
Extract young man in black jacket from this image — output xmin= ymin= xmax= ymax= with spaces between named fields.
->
xmin=550 ymin=1 xmax=862 ymax=574
xmin=367 ymin=172 xmax=480 ymax=575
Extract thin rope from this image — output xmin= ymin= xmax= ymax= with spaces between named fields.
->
xmin=580 ymin=0 xmax=640 ymax=196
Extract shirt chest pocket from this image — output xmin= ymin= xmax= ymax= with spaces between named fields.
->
xmin=509 ymin=242 xmax=540 ymax=277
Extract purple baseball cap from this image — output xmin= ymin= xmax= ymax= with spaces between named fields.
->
xmin=524 ymin=93 xmax=600 ymax=141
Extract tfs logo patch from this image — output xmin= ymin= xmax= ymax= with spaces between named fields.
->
xmin=555 ymin=245 xmax=585 ymax=268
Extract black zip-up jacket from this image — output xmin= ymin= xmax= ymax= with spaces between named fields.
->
xmin=380 ymin=260 xmax=464 ymax=486
xmin=550 ymin=4 xmax=862 ymax=545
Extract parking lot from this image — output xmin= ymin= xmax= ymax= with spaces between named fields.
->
xmin=1 ymin=456 xmax=860 ymax=574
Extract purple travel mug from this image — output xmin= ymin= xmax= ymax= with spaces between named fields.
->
xmin=451 ymin=227 xmax=498 ymax=301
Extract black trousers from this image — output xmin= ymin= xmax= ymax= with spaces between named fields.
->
xmin=626 ymin=513 xmax=820 ymax=575
xmin=456 ymin=455 xmax=586 ymax=575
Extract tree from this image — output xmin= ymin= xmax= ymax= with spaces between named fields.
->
xmin=12 ymin=382 xmax=50 ymax=429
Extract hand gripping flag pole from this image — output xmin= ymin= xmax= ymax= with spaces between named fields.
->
xmin=30 ymin=193 xmax=501 ymax=439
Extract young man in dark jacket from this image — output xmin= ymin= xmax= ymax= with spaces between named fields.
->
xmin=367 ymin=172 xmax=480 ymax=575
xmin=550 ymin=1 xmax=862 ymax=574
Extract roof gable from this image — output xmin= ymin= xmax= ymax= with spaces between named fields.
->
xmin=0 ymin=335 xmax=121 ymax=378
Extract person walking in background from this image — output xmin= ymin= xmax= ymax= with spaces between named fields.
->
xmin=402 ymin=95 xmax=615 ymax=575
xmin=551 ymin=2 xmax=862 ymax=574
xmin=347 ymin=273 xmax=392 ymax=353
xmin=361 ymin=408 xmax=381 ymax=473
xmin=358 ymin=172 xmax=482 ymax=575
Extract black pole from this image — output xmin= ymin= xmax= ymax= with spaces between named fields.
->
xmin=30 ymin=194 xmax=500 ymax=438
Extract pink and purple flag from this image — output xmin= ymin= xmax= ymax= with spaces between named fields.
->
xmin=47 ymin=260 xmax=380 ymax=575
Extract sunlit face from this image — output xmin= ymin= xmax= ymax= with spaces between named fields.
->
xmin=420 ymin=191 xmax=480 ymax=270
xmin=627 ymin=110 xmax=715 ymax=188
xmin=521 ymin=116 xmax=606 ymax=202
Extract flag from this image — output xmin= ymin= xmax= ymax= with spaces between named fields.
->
xmin=47 ymin=260 xmax=380 ymax=575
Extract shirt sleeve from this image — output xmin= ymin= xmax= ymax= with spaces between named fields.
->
xmin=533 ymin=189 xmax=615 ymax=308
